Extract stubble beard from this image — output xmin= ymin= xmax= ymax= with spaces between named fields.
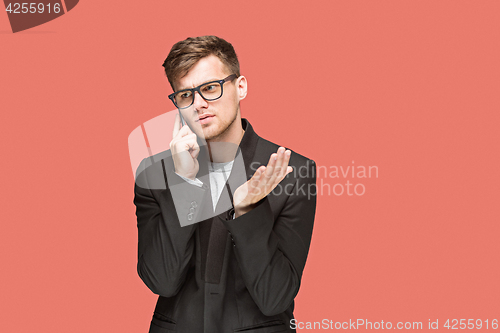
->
xmin=201 ymin=107 xmax=239 ymax=142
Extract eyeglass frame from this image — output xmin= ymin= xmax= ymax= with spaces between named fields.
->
xmin=168 ymin=74 xmax=238 ymax=109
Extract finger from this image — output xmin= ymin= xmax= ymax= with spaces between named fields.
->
xmin=267 ymin=148 xmax=287 ymax=189
xmin=250 ymin=166 xmax=266 ymax=196
xmin=248 ymin=166 xmax=263 ymax=186
xmin=179 ymin=133 xmax=198 ymax=150
xmin=272 ymin=151 xmax=293 ymax=187
xmin=261 ymin=154 xmax=275 ymax=190
xmin=264 ymin=153 xmax=277 ymax=178
xmin=172 ymin=133 xmax=197 ymax=155
xmin=173 ymin=113 xmax=181 ymax=138
xmin=178 ymin=122 xmax=195 ymax=138
xmin=276 ymin=149 xmax=291 ymax=180
xmin=173 ymin=114 xmax=193 ymax=140
xmin=189 ymin=140 xmax=200 ymax=159
xmin=254 ymin=154 xmax=274 ymax=194
xmin=274 ymin=147 xmax=286 ymax=173
xmin=183 ymin=121 xmax=194 ymax=134
xmin=274 ymin=166 xmax=293 ymax=189
xmin=269 ymin=147 xmax=286 ymax=185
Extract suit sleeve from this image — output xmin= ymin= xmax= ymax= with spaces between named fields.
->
xmin=220 ymin=159 xmax=317 ymax=316
xmin=134 ymin=159 xmax=208 ymax=297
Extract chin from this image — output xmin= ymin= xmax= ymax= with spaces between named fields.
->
xmin=201 ymin=129 xmax=221 ymax=141
xmin=199 ymin=112 xmax=238 ymax=141
xmin=200 ymin=124 xmax=227 ymax=141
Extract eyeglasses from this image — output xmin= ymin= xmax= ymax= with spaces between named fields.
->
xmin=168 ymin=74 xmax=238 ymax=109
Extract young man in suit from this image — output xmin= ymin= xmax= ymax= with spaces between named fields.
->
xmin=134 ymin=35 xmax=317 ymax=333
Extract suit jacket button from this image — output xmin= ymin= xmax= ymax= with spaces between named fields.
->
xmin=187 ymin=213 xmax=193 ymax=221
xmin=190 ymin=201 xmax=197 ymax=208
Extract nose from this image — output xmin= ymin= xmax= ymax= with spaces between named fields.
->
xmin=193 ymin=91 xmax=208 ymax=110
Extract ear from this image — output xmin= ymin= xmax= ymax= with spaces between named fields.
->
xmin=236 ymin=76 xmax=247 ymax=101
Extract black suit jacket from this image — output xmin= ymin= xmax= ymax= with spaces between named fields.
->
xmin=134 ymin=119 xmax=317 ymax=333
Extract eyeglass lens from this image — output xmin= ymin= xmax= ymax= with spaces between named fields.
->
xmin=174 ymin=81 xmax=223 ymax=108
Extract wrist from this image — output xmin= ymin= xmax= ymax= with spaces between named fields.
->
xmin=234 ymin=203 xmax=256 ymax=218
xmin=175 ymin=170 xmax=196 ymax=181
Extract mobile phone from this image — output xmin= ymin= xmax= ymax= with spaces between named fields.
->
xmin=178 ymin=110 xmax=186 ymax=126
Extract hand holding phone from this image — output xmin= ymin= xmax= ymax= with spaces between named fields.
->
xmin=170 ymin=113 xmax=200 ymax=180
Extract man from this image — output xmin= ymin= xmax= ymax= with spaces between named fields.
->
xmin=134 ymin=35 xmax=316 ymax=333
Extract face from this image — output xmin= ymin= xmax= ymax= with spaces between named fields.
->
xmin=173 ymin=55 xmax=247 ymax=142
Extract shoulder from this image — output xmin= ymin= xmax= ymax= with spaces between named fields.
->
xmin=135 ymin=149 xmax=174 ymax=190
xmin=254 ymin=136 xmax=316 ymax=172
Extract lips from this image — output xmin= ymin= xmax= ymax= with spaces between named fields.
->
xmin=196 ymin=114 xmax=215 ymax=122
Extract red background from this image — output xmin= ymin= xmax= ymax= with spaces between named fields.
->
xmin=1 ymin=1 xmax=499 ymax=332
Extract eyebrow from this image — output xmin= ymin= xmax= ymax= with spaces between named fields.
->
xmin=176 ymin=78 xmax=220 ymax=91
